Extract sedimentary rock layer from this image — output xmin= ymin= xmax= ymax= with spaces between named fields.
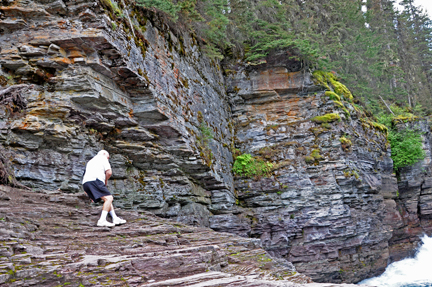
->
xmin=0 ymin=184 xmax=313 ymax=286
xmin=1 ymin=0 xmax=432 ymax=284
xmin=388 ymin=120 xmax=432 ymax=261
xmin=221 ymin=62 xmax=399 ymax=283
xmin=0 ymin=0 xmax=234 ymax=225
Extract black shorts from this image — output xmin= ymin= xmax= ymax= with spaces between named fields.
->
xmin=83 ymin=179 xmax=111 ymax=203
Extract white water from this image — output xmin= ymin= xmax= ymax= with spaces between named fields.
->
xmin=360 ymin=235 xmax=432 ymax=287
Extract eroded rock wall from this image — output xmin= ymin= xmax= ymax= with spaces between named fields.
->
xmin=388 ymin=120 xmax=432 ymax=261
xmin=2 ymin=0 xmax=432 ymax=284
xmin=0 ymin=0 xmax=234 ymax=225
xmin=221 ymin=60 xmax=400 ymax=283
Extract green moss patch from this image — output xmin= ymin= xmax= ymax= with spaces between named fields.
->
xmin=312 ymin=71 xmax=353 ymax=101
xmin=361 ymin=119 xmax=388 ymax=136
xmin=392 ymin=114 xmax=418 ymax=124
xmin=305 ymin=149 xmax=324 ymax=165
xmin=333 ymin=101 xmax=351 ymax=117
xmin=311 ymin=113 xmax=341 ymax=124
xmin=101 ymin=0 xmax=123 ymax=17
xmin=339 ymin=137 xmax=352 ymax=150
xmin=325 ymin=91 xmax=341 ymax=101
xmin=370 ymin=121 xmax=388 ymax=135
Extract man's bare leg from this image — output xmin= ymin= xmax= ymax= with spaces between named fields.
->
xmin=101 ymin=195 xmax=113 ymax=212
xmin=97 ymin=196 xmax=115 ymax=227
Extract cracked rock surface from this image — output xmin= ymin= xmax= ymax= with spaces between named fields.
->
xmin=0 ymin=184 xmax=321 ymax=287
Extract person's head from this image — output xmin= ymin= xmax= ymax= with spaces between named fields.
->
xmin=97 ymin=150 xmax=110 ymax=160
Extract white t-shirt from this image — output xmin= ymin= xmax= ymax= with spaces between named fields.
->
xmin=82 ymin=155 xmax=111 ymax=184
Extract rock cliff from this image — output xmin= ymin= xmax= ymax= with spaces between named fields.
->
xmin=220 ymin=62 xmax=398 ymax=282
xmin=0 ymin=0 xmax=234 ymax=227
xmin=387 ymin=119 xmax=432 ymax=261
xmin=1 ymin=0 xmax=432 ymax=284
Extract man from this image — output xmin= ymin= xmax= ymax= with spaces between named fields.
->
xmin=82 ymin=150 xmax=126 ymax=227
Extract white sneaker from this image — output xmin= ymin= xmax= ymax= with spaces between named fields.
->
xmin=113 ymin=217 xmax=126 ymax=225
xmin=97 ymin=220 xmax=115 ymax=227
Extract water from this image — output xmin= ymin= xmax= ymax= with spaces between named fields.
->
xmin=359 ymin=235 xmax=432 ymax=287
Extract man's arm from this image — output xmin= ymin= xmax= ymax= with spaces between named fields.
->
xmin=105 ymin=169 xmax=112 ymax=186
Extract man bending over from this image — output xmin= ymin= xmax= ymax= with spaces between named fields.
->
xmin=82 ymin=150 xmax=126 ymax=227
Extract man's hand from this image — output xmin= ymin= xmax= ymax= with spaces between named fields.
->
xmin=105 ymin=169 xmax=112 ymax=186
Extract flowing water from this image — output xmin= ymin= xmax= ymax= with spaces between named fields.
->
xmin=359 ymin=235 xmax=432 ymax=287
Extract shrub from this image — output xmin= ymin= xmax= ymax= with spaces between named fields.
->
xmin=233 ymin=153 xmax=273 ymax=178
xmin=199 ymin=121 xmax=213 ymax=143
xmin=389 ymin=128 xmax=425 ymax=171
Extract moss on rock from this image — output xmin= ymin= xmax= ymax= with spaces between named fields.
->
xmin=339 ymin=136 xmax=352 ymax=150
xmin=312 ymin=70 xmax=353 ymax=101
xmin=305 ymin=149 xmax=324 ymax=165
xmin=311 ymin=113 xmax=341 ymax=124
xmin=392 ymin=114 xmax=418 ymax=124
xmin=333 ymin=101 xmax=350 ymax=117
xmin=325 ymin=91 xmax=341 ymax=101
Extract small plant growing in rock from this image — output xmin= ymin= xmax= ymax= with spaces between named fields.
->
xmin=102 ymin=0 xmax=123 ymax=17
xmin=196 ymin=115 xmax=214 ymax=167
xmin=233 ymin=153 xmax=273 ymax=178
xmin=305 ymin=149 xmax=324 ymax=165
xmin=339 ymin=136 xmax=352 ymax=150
xmin=199 ymin=121 xmax=213 ymax=143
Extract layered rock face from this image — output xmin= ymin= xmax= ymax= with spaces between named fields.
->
xmin=388 ymin=120 xmax=432 ymax=261
xmin=222 ymin=61 xmax=399 ymax=283
xmin=2 ymin=0 xmax=432 ymax=284
xmin=0 ymin=0 xmax=234 ymax=225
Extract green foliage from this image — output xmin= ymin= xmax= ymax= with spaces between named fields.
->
xmin=376 ymin=104 xmax=425 ymax=171
xmin=133 ymin=0 xmax=432 ymax=115
xmin=389 ymin=128 xmax=425 ymax=171
xmin=199 ymin=121 xmax=213 ymax=143
xmin=233 ymin=153 xmax=273 ymax=178
xmin=136 ymin=0 xmax=180 ymax=19
xmin=376 ymin=104 xmax=419 ymax=126
xmin=197 ymin=120 xmax=214 ymax=166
